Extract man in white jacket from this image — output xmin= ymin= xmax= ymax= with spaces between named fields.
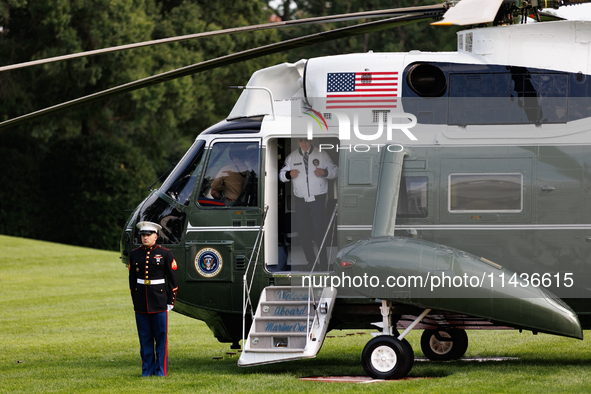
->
xmin=279 ymin=138 xmax=338 ymax=269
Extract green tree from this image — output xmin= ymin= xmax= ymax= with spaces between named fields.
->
xmin=0 ymin=0 xmax=283 ymax=250
xmin=0 ymin=0 xmax=455 ymax=250
xmin=40 ymin=135 xmax=156 ymax=250
xmin=0 ymin=130 xmax=44 ymax=240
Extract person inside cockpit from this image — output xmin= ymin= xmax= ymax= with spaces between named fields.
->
xmin=210 ymin=144 xmax=257 ymax=206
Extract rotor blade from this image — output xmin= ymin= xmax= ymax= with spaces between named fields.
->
xmin=432 ymin=0 xmax=504 ymax=25
xmin=538 ymin=11 xmax=565 ymax=21
xmin=562 ymin=0 xmax=591 ymax=5
xmin=0 ymin=4 xmax=447 ymax=73
xmin=0 ymin=11 xmax=443 ymax=131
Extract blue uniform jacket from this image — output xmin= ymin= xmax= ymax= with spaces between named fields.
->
xmin=129 ymin=244 xmax=179 ymax=313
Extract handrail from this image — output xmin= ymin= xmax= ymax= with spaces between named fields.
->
xmin=229 ymin=85 xmax=276 ymax=121
xmin=308 ymin=203 xmax=338 ymax=273
xmin=305 ymin=203 xmax=338 ymax=349
xmin=242 ymin=205 xmax=269 ymax=348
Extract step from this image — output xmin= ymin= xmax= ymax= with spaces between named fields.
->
xmin=239 ymin=286 xmax=337 ymax=366
xmin=247 ymin=332 xmax=308 ymax=351
xmin=254 ymin=317 xmax=310 ymax=334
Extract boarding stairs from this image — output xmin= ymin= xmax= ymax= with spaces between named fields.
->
xmin=238 ymin=286 xmax=337 ymax=366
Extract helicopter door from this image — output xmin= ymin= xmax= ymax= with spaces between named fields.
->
xmin=265 ymin=137 xmax=339 ymax=273
xmin=185 ymin=139 xmax=262 ymax=289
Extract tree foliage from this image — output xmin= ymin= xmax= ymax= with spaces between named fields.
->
xmin=0 ymin=0 xmax=282 ymax=250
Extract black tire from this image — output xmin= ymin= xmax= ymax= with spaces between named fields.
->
xmin=420 ymin=328 xmax=468 ymax=361
xmin=399 ymin=338 xmax=415 ymax=377
xmin=361 ymin=336 xmax=414 ymax=379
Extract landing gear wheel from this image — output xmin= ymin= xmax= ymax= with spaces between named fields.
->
xmin=420 ymin=329 xmax=468 ymax=361
xmin=361 ymin=336 xmax=414 ymax=379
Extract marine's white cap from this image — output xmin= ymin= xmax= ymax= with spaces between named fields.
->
xmin=136 ymin=221 xmax=162 ymax=234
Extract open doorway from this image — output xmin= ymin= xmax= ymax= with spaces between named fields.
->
xmin=267 ymin=137 xmax=339 ymax=273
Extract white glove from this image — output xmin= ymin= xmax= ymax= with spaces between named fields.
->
xmin=167 ymin=304 xmax=173 ymax=312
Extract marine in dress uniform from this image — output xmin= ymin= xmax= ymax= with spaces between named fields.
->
xmin=129 ymin=221 xmax=178 ymax=377
xmin=279 ymin=138 xmax=338 ymax=269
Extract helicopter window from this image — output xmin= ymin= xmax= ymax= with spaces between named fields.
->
xmin=397 ymin=176 xmax=428 ymax=218
xmin=160 ymin=140 xmax=205 ymax=206
xmin=448 ymin=72 xmax=568 ymax=125
xmin=136 ymin=193 xmax=186 ymax=244
xmin=198 ymin=141 xmax=259 ymax=208
xmin=449 ymin=173 xmax=522 ymax=212
xmin=406 ymin=64 xmax=447 ymax=97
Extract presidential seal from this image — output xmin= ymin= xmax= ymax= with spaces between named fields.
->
xmin=194 ymin=247 xmax=223 ymax=278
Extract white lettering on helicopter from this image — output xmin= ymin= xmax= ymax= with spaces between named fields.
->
xmin=273 ymin=305 xmax=307 ymax=316
xmin=276 ymin=290 xmax=310 ymax=301
xmin=265 ymin=321 xmax=308 ymax=332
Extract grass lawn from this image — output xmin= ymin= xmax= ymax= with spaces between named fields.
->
xmin=1 ymin=234 xmax=591 ymax=393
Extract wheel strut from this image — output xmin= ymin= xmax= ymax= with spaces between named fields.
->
xmin=362 ymin=301 xmax=432 ymax=379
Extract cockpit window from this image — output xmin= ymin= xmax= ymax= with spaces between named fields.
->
xmin=449 ymin=173 xmax=523 ymax=212
xmin=198 ymin=141 xmax=259 ymax=208
xmin=136 ymin=194 xmax=186 ymax=244
xmin=160 ymin=140 xmax=205 ymax=205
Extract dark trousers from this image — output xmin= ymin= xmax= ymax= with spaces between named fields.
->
xmin=295 ymin=193 xmax=327 ymax=267
xmin=135 ymin=311 xmax=168 ymax=376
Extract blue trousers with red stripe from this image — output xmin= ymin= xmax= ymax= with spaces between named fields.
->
xmin=135 ymin=311 xmax=168 ymax=376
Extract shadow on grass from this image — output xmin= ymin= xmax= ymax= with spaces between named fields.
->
xmin=167 ymin=353 xmax=591 ymax=381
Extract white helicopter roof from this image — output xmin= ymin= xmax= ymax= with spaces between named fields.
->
xmin=223 ymin=20 xmax=591 ymax=147
xmin=229 ymin=20 xmax=591 ymax=122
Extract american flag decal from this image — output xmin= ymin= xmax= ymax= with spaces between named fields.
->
xmin=326 ymin=72 xmax=398 ymax=109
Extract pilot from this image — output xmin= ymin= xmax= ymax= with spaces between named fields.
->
xmin=210 ymin=144 xmax=257 ymax=206
xmin=279 ymin=138 xmax=338 ymax=270
xmin=129 ymin=221 xmax=178 ymax=377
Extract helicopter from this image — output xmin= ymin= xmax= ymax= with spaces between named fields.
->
xmin=3 ymin=0 xmax=591 ymax=380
